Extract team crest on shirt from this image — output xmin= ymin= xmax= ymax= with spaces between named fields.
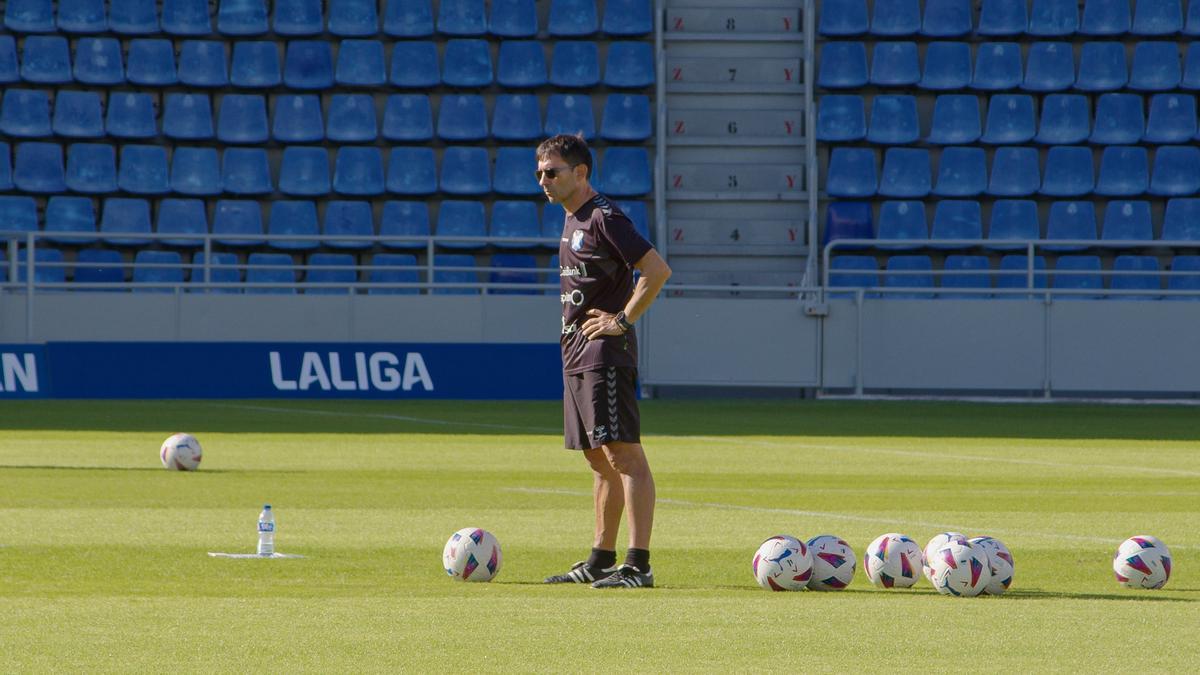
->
xmin=570 ymin=229 xmax=585 ymax=252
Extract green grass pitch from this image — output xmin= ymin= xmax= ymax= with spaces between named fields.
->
xmin=1 ymin=399 xmax=1197 ymax=671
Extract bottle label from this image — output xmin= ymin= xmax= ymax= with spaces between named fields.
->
xmin=258 ymin=523 xmax=275 ymax=532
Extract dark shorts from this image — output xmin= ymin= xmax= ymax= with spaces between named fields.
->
xmin=563 ymin=366 xmax=641 ymax=450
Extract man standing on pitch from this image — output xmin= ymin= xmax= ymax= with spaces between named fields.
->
xmin=537 ymin=134 xmax=671 ymax=589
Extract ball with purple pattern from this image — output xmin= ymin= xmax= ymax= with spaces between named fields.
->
xmin=1114 ymin=535 xmax=1171 ymax=589
xmin=443 ymin=527 xmax=502 ymax=582
xmin=752 ymin=535 xmax=812 ymax=591
xmin=806 ymin=534 xmax=857 ymax=591
xmin=928 ymin=540 xmax=989 ymax=597
xmin=864 ymin=533 xmax=922 ymax=589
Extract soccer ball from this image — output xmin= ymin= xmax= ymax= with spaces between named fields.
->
xmin=752 ymin=535 xmax=812 ymax=591
xmin=160 ymin=433 xmax=202 ymax=471
xmin=1113 ymin=535 xmax=1172 ymax=589
xmin=863 ymin=533 xmax=923 ymax=588
xmin=927 ymin=540 xmax=990 ymax=597
xmin=806 ymin=535 xmax=856 ymax=590
xmin=443 ymin=528 xmax=502 ymax=582
xmin=923 ymin=531 xmax=968 ymax=583
xmin=969 ymin=536 xmax=1014 ymax=595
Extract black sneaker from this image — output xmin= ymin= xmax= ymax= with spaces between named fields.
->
xmin=543 ymin=561 xmax=618 ymax=584
xmin=590 ymin=564 xmax=654 ymax=589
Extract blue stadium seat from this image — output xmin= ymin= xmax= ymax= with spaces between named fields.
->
xmin=1035 ymin=94 xmax=1090 ymax=144
xmin=100 ymin=198 xmax=152 ymax=246
xmin=1101 ymin=200 xmax=1153 ymax=242
xmin=323 ymin=200 xmax=375 ymax=250
xmin=817 ymin=95 xmax=866 ymax=142
xmin=1096 ymin=146 xmax=1148 ymax=196
xmin=823 ymin=201 xmax=873 ymax=247
xmin=987 ymin=199 xmax=1040 ymax=249
xmin=163 ymin=93 xmax=214 ymax=140
xmin=279 ymin=147 xmax=331 ymax=197
xmin=1130 ymin=41 xmax=1181 ymax=90
xmin=1149 ymin=145 xmax=1200 ymax=196
xmin=1188 ymin=0 xmax=1200 ymax=35
xmin=939 ymin=255 xmax=991 ymax=298
xmin=550 ymin=41 xmax=600 ymax=88
xmin=230 ymin=41 xmax=282 ymax=88
xmin=542 ymin=202 xmax=567 ymax=245
xmin=490 ymin=0 xmax=537 ymax=37
xmin=818 ymin=42 xmax=868 ymax=89
xmin=875 ymin=200 xmax=926 ymax=250
xmin=5 ymin=0 xmax=54 ymax=32
xmin=1052 ymin=255 xmax=1103 ymax=298
xmin=980 ymin=0 xmax=1028 ymax=36
xmin=604 ymin=0 xmax=651 ymax=36
xmin=972 ymin=42 xmax=1023 ymax=90
xmin=156 ymin=198 xmax=208 ymax=247
xmin=443 ymin=39 xmax=493 ymax=87
xmin=1081 ymin=0 xmax=1131 ymax=36
xmin=13 ymin=247 xmax=66 ymax=284
xmin=126 ymin=39 xmax=178 ymax=86
xmin=380 ymin=201 xmax=431 ymax=249
xmin=438 ymin=0 xmax=486 ymax=35
xmin=498 ymin=40 xmax=548 ymax=88
xmin=110 ymin=0 xmax=158 ymax=34
xmin=1040 ymin=146 xmax=1095 ymax=197
xmin=997 ymin=254 xmax=1048 ymax=293
xmin=866 ymin=95 xmax=919 ymax=144
xmin=73 ymin=248 xmax=125 ymax=286
xmin=1162 ymin=198 xmax=1200 ymax=241
xmin=330 ymin=0 xmax=379 ymax=36
xmin=368 ymin=253 xmax=420 ymax=294
xmin=385 ymin=0 xmax=434 ymax=36
xmin=162 ymin=0 xmax=211 ymax=35
xmin=549 ymin=0 xmax=598 ymax=36
xmin=930 ymin=200 xmax=982 ymax=248
xmin=828 ymin=256 xmax=879 ymax=297
xmin=436 ymin=200 xmax=487 ymax=249
xmin=272 ymin=94 xmax=324 ymax=143
xmin=493 ymin=94 xmax=543 ymax=141
xmin=878 ymin=148 xmax=931 ymax=198
xmin=437 ymin=94 xmax=488 ymax=142
xmin=21 ymin=36 xmax=71 ymax=84
xmin=267 ymin=201 xmax=320 ymax=250
xmin=870 ymin=0 xmax=919 ymax=36
xmin=488 ymin=253 xmax=539 ymax=295
xmin=918 ymin=41 xmax=971 ymax=90
xmin=383 ymin=94 xmax=433 ymax=141
xmin=327 ymin=93 xmax=378 ymax=142
xmin=179 ymin=41 xmax=228 ymax=88
xmin=73 ymin=38 xmax=123 ymax=85
xmin=869 ymin=42 xmax=919 ymax=87
xmin=190 ymin=251 xmax=240 ymax=292
xmin=171 ymin=147 xmax=221 ymax=196
xmin=1 ymin=89 xmax=50 ymax=138
xmin=544 ymin=94 xmax=596 ymax=140
xmin=981 ymin=94 xmax=1036 ymax=144
xmin=494 ymin=147 xmax=541 ymax=196
xmin=615 ymin=200 xmax=650 ymax=240
xmin=65 ymin=142 xmax=117 ymax=193
xmin=284 ymin=41 xmax=334 ymax=89
xmin=0 ymin=36 xmax=17 ymax=85
xmin=0 ymin=143 xmax=11 ymax=191
xmin=1110 ymin=255 xmax=1162 ymax=299
xmin=0 ymin=195 xmax=37 ymax=235
xmin=933 ymin=146 xmax=986 ymax=197
xmin=926 ymin=95 xmax=981 ymax=144
xmin=333 ymin=146 xmax=385 ymax=196
xmin=433 ymin=254 xmax=479 ymax=294
xmin=44 ymin=195 xmax=96 ymax=244
xmin=884 ymin=255 xmax=935 ymax=298
xmin=601 ymin=94 xmax=650 ymax=141
xmin=335 ymin=39 xmax=387 ymax=87
xmin=245 ymin=252 xmax=297 ymax=294
xmin=826 ymin=148 xmax=878 ymax=197
xmin=213 ymin=200 xmax=265 ymax=246
xmin=218 ymin=95 xmax=269 ymax=144
xmin=13 ymin=141 xmax=64 ymax=193
xmin=1167 ymin=255 xmax=1200 ymax=297
xmin=304 ymin=253 xmax=357 ymax=295
xmin=52 ymin=90 xmax=102 ymax=139
xmin=273 ymin=0 xmax=322 ymax=35
xmin=1045 ymin=200 xmax=1097 ymax=251
xmin=386 ymin=147 xmax=437 ymax=195
xmin=219 ymin=0 xmax=269 ymax=35
xmin=223 ymin=144 xmax=274 ymax=192
xmin=1183 ymin=42 xmax=1200 ymax=89
xmin=1029 ymin=0 xmax=1078 ymax=36
xmin=1133 ymin=0 xmax=1182 ymax=35
xmin=1090 ymin=93 xmax=1144 ymax=143
xmin=390 ymin=42 xmax=440 ymax=88
xmin=604 ymin=42 xmax=654 ymax=88
xmin=922 ymin=0 xmax=972 ymax=37
xmin=819 ymin=0 xmax=868 ymax=36
xmin=598 ymin=147 xmax=651 ymax=196
xmin=132 ymin=250 xmax=184 ymax=292
xmin=117 ymin=144 xmax=169 ymax=195
xmin=1075 ymin=41 xmax=1127 ymax=91
xmin=440 ymin=147 xmax=491 ymax=195
xmin=1023 ymin=41 xmax=1074 ymax=91
xmin=1144 ymin=93 xmax=1196 ymax=143
xmin=490 ymin=201 xmax=540 ymax=248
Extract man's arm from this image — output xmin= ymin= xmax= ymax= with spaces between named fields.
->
xmin=581 ymin=249 xmax=672 ymax=340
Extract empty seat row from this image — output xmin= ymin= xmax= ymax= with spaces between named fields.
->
xmin=820 ymin=40 xmax=1200 ymax=93
xmin=5 ymin=0 xmax=652 ymax=39
xmin=0 ymin=90 xmax=652 ymax=143
xmin=0 ymin=35 xmax=656 ymax=90
xmin=820 ymin=0 xmax=1200 ymax=38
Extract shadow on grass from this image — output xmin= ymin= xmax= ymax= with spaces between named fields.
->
xmin=996 ymin=588 xmax=1196 ymax=603
xmin=0 ymin=465 xmax=303 ymax=475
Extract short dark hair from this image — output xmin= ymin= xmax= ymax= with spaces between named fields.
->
xmin=536 ymin=133 xmax=592 ymax=179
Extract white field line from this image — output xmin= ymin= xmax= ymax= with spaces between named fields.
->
xmin=209 ymin=402 xmax=561 ymax=433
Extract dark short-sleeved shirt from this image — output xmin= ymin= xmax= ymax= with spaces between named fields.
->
xmin=559 ymin=194 xmax=653 ymax=375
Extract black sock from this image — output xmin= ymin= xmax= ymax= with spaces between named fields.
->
xmin=624 ymin=548 xmax=650 ymax=573
xmin=587 ymin=548 xmax=617 ymax=569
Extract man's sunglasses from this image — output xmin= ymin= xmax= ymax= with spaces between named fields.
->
xmin=535 ymin=166 xmax=575 ymax=180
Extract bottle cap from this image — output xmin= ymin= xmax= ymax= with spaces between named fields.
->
xmin=264 ymin=504 xmax=271 ymax=509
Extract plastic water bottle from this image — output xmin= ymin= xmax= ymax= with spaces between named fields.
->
xmin=257 ymin=504 xmax=275 ymax=557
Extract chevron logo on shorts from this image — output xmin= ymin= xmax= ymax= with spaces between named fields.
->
xmin=606 ymin=368 xmax=620 ymax=436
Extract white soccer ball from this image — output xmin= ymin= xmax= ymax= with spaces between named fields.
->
xmin=923 ymin=531 xmax=968 ymax=583
xmin=863 ymin=533 xmax=923 ymax=588
xmin=806 ymin=534 xmax=856 ymax=590
xmin=1113 ymin=535 xmax=1172 ymax=589
xmin=752 ymin=535 xmax=813 ymax=591
xmin=927 ymin=540 xmax=990 ymax=597
xmin=443 ymin=528 xmax=502 ymax=582
xmin=969 ymin=536 xmax=1014 ymax=595
xmin=160 ymin=433 xmax=202 ymax=471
